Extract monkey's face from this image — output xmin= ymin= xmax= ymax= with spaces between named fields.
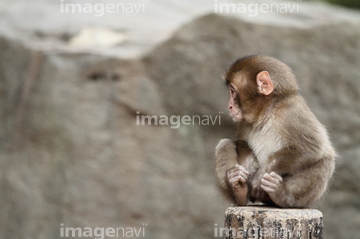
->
xmin=226 ymin=71 xmax=274 ymax=123
xmin=227 ymin=84 xmax=243 ymax=122
xmin=224 ymin=56 xmax=300 ymax=124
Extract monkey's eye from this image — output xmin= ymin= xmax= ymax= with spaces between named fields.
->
xmin=229 ymin=88 xmax=236 ymax=97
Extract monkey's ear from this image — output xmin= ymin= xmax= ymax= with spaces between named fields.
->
xmin=256 ymin=71 xmax=274 ymax=96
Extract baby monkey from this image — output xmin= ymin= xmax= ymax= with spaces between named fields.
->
xmin=215 ymin=55 xmax=336 ymax=208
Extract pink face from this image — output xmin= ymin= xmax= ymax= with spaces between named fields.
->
xmin=228 ymin=85 xmax=243 ymax=122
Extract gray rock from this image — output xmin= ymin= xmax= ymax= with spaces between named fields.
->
xmin=0 ymin=1 xmax=360 ymax=239
xmin=146 ymin=11 xmax=360 ymax=239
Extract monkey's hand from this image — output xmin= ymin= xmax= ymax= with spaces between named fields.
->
xmin=227 ymin=164 xmax=249 ymax=205
xmin=227 ymin=164 xmax=249 ymax=188
xmin=261 ymin=172 xmax=284 ymax=205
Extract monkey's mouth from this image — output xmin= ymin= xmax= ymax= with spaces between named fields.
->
xmin=230 ymin=109 xmax=243 ymax=122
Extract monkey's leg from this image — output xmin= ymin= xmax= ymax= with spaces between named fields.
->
xmin=215 ymin=139 xmax=253 ymax=204
xmin=227 ymin=165 xmax=249 ymax=205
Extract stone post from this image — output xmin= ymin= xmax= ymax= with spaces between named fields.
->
xmin=223 ymin=206 xmax=323 ymax=239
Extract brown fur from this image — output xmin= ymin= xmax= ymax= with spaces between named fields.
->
xmin=216 ymin=55 xmax=336 ymax=207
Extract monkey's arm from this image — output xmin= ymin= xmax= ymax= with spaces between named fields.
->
xmin=267 ymin=101 xmax=334 ymax=176
xmin=215 ymin=139 xmax=252 ymax=204
xmin=268 ymin=143 xmax=326 ymax=176
xmin=263 ymin=146 xmax=335 ymax=207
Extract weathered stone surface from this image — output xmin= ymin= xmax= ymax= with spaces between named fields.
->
xmin=145 ymin=8 xmax=360 ymax=239
xmin=224 ymin=207 xmax=323 ymax=239
xmin=0 ymin=1 xmax=360 ymax=239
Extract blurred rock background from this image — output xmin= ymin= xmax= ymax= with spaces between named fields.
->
xmin=0 ymin=0 xmax=359 ymax=238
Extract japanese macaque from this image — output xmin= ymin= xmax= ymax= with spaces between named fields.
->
xmin=215 ymin=55 xmax=336 ymax=208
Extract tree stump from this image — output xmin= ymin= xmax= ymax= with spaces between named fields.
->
xmin=222 ymin=206 xmax=323 ymax=239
